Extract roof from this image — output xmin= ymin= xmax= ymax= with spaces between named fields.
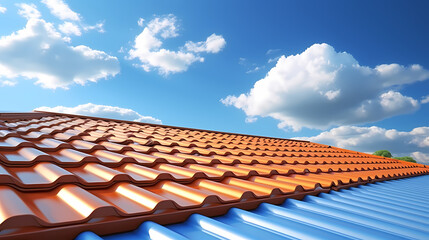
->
xmin=77 ymin=175 xmax=429 ymax=240
xmin=0 ymin=111 xmax=427 ymax=239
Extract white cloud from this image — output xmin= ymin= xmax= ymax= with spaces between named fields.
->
xmin=82 ymin=22 xmax=104 ymax=33
xmin=0 ymin=80 xmax=16 ymax=87
xmin=268 ymin=56 xmax=280 ymax=63
xmin=128 ymin=14 xmax=225 ymax=75
xmin=0 ymin=18 xmax=119 ymax=89
xmin=184 ymin=34 xmax=226 ymax=53
xmin=17 ymin=3 xmax=41 ymax=19
xmin=35 ymin=103 xmax=162 ymax=124
xmin=246 ymin=66 xmax=261 ymax=74
xmin=238 ymin=57 xmax=263 ymax=74
xmin=59 ymin=21 xmax=81 ymax=36
xmin=297 ymin=125 xmax=429 ymax=165
xmin=245 ymin=116 xmax=258 ymax=123
xmin=137 ymin=18 xmax=144 ymax=27
xmin=238 ymin=58 xmax=247 ymax=65
xmin=41 ymin=0 xmax=103 ymax=35
xmin=421 ymin=95 xmax=429 ymax=104
xmin=411 ymin=152 xmax=429 ymax=165
xmin=41 ymin=0 xmax=80 ymax=21
xmin=323 ymin=89 xmax=340 ymax=100
xmin=118 ymin=46 xmax=125 ymax=53
xmin=266 ymin=49 xmax=280 ymax=55
xmin=0 ymin=5 xmax=7 ymax=14
xmin=222 ymin=43 xmax=429 ymax=131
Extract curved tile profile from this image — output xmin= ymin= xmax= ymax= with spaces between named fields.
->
xmin=0 ymin=161 xmax=425 ymax=191
xmin=0 ymin=112 xmax=427 ymax=239
xmin=76 ymin=175 xmax=429 ymax=240
xmin=2 ymin=168 xmax=426 ymax=230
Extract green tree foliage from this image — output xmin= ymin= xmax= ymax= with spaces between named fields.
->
xmin=393 ymin=156 xmax=416 ymax=163
xmin=373 ymin=150 xmax=392 ymax=158
xmin=374 ymin=150 xmax=417 ymax=163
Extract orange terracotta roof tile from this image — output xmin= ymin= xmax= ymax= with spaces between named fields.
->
xmin=0 ymin=111 xmax=427 ymax=239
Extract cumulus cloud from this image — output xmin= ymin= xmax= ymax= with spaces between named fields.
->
xmin=0 ymin=5 xmax=6 ymax=14
xmin=421 ymin=95 xmax=429 ymax=104
xmin=35 ymin=103 xmax=162 ymax=124
xmin=41 ymin=0 xmax=80 ymax=21
xmin=17 ymin=3 xmax=41 ymax=19
xmin=297 ymin=125 xmax=429 ymax=165
xmin=184 ymin=34 xmax=226 ymax=53
xmin=222 ymin=43 xmax=429 ymax=130
xmin=128 ymin=14 xmax=226 ymax=75
xmin=0 ymin=18 xmax=119 ymax=89
xmin=40 ymin=0 xmax=103 ymax=36
xmin=410 ymin=152 xmax=429 ymax=165
xmin=59 ymin=21 xmax=81 ymax=36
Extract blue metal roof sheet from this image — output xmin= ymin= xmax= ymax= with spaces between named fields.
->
xmin=76 ymin=175 xmax=429 ymax=240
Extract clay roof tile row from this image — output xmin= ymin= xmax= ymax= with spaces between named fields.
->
xmin=0 ymin=112 xmax=427 ymax=239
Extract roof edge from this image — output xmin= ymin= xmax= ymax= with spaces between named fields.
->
xmin=31 ymin=111 xmax=309 ymax=143
xmin=0 ymin=112 xmax=53 ymax=120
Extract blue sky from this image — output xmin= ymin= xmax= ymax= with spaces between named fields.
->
xmin=0 ymin=0 xmax=429 ymax=163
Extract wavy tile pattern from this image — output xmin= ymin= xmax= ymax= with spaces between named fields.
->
xmin=77 ymin=175 xmax=429 ymax=240
xmin=0 ymin=112 xmax=427 ymax=237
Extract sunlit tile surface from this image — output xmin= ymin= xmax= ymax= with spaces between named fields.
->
xmin=0 ymin=112 xmax=427 ymax=239
xmin=78 ymin=176 xmax=429 ymax=240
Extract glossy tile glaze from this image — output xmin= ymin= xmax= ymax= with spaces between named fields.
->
xmin=0 ymin=112 xmax=427 ymax=238
xmin=77 ymin=175 xmax=429 ymax=240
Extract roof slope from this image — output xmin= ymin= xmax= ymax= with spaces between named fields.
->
xmin=77 ymin=175 xmax=429 ymax=240
xmin=0 ymin=112 xmax=427 ymax=239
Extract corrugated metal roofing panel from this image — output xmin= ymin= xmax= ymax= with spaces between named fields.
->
xmin=0 ymin=112 xmax=427 ymax=239
xmin=76 ymin=175 xmax=429 ymax=240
